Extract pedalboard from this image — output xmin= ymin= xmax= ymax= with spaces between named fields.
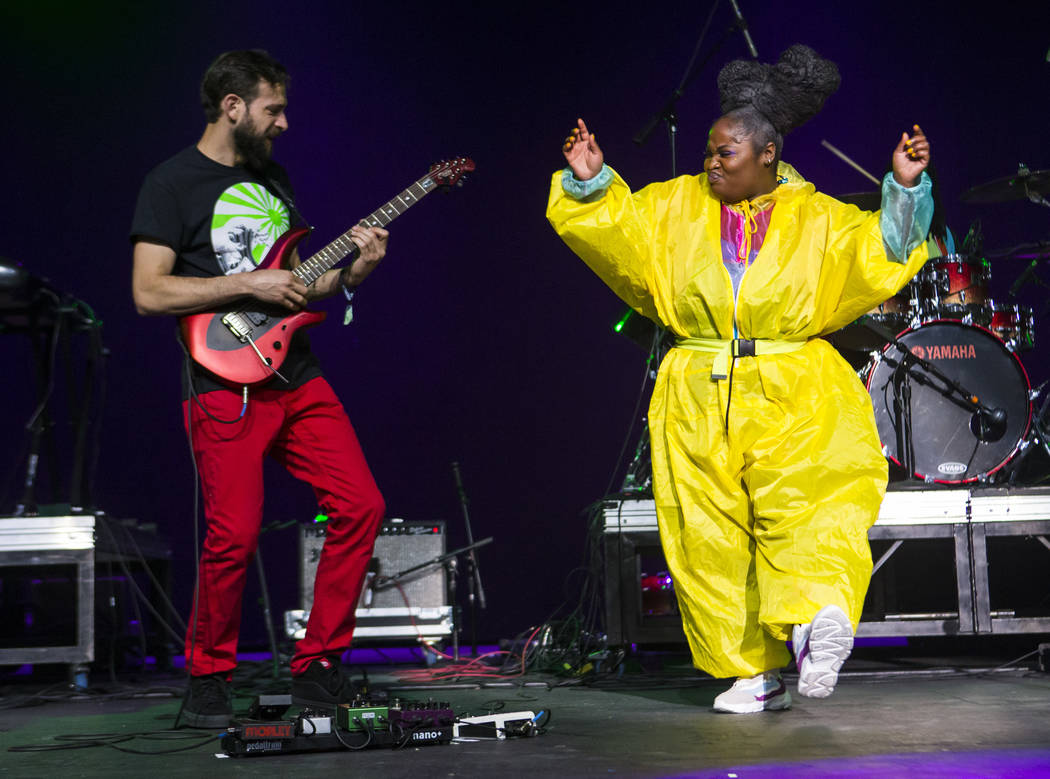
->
xmin=220 ymin=696 xmax=457 ymax=757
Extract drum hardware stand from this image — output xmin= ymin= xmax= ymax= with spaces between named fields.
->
xmin=373 ymin=536 xmax=493 ymax=662
xmin=1016 ymin=164 xmax=1050 ymax=208
xmin=1007 ymin=382 xmax=1050 ymax=485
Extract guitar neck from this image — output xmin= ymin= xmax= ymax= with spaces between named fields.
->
xmin=292 ymin=172 xmax=440 ymax=285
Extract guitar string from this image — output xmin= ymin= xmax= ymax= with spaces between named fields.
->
xmin=291 ymin=174 xmax=436 ymax=285
xmin=220 ymin=163 xmax=467 ymax=366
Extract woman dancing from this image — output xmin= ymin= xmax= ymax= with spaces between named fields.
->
xmin=547 ymin=45 xmax=932 ymax=713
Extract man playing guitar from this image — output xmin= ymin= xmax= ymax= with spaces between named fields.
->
xmin=131 ymin=49 xmax=387 ymax=728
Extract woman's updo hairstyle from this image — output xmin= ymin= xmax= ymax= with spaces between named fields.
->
xmin=716 ymin=44 xmax=841 ymax=164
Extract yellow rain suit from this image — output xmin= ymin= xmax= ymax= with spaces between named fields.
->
xmin=547 ymin=163 xmax=929 ymax=678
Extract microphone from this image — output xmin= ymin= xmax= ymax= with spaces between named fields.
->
xmin=728 ymin=0 xmax=759 ymax=58
xmin=361 ymin=558 xmax=380 ymax=608
xmin=971 ymin=406 xmax=1007 ymax=442
xmin=451 ymin=460 xmax=467 ymax=504
xmin=960 ymin=218 xmax=983 ymax=256
xmin=1009 ymin=259 xmax=1039 ymax=297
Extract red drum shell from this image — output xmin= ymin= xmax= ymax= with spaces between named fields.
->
xmin=917 ymin=253 xmax=991 ymax=306
xmin=987 ymin=302 xmax=1035 ymax=352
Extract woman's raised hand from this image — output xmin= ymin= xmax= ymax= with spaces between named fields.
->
xmin=562 ymin=118 xmax=604 ymax=180
xmin=892 ymin=124 xmax=931 ymax=187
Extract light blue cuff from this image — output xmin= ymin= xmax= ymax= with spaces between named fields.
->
xmin=880 ymin=171 xmax=933 ymax=263
xmin=561 ymin=164 xmax=614 ymax=202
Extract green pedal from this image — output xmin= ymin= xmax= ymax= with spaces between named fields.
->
xmin=337 ymin=703 xmax=389 ymax=732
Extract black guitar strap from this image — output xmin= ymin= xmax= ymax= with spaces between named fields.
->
xmin=262 ymin=169 xmax=311 ymax=231
xmin=260 ymin=166 xmax=355 ymax=325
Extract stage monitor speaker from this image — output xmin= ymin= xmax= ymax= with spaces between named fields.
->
xmin=299 ymin=519 xmax=447 ymax=612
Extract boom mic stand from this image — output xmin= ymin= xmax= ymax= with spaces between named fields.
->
xmin=863 ymin=320 xmax=1009 ymax=481
xmin=255 ymin=519 xmax=298 ymax=680
xmin=633 ymin=0 xmax=758 ymax=175
xmin=451 ymin=462 xmax=487 ymax=659
xmin=627 ymin=4 xmax=757 ymax=484
xmin=373 ymin=537 xmax=494 ymax=662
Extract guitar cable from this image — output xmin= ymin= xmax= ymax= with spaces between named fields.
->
xmin=176 ymin=330 xmax=249 ymax=424
xmin=168 ymin=172 xmax=301 ymax=726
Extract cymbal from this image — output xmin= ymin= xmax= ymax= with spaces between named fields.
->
xmin=835 ymin=191 xmax=880 ymax=211
xmin=960 ymin=168 xmax=1050 ymax=203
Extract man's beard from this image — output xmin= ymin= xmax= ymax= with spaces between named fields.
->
xmin=233 ymin=115 xmax=274 ymax=173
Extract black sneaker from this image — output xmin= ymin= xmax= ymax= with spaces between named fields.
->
xmin=183 ymin=673 xmax=233 ymax=729
xmin=291 ymin=657 xmax=361 ymax=709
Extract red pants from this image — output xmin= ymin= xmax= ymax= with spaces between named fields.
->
xmin=182 ymin=377 xmax=384 ymax=676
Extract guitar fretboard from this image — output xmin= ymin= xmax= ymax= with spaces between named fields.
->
xmin=293 ymin=174 xmax=438 ymax=285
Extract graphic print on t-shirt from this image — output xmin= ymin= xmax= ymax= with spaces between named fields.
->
xmin=210 ymin=182 xmax=290 ymax=275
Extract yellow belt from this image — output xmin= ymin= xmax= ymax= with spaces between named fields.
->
xmin=675 ymin=336 xmax=809 ymax=380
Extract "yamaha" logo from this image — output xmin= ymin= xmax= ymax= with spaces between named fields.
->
xmin=910 ymin=344 xmax=977 ymax=360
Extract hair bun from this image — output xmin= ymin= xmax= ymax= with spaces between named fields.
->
xmin=718 ymin=45 xmax=840 ymax=135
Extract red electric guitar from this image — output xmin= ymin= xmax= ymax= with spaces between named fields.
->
xmin=180 ymin=157 xmax=474 ymax=386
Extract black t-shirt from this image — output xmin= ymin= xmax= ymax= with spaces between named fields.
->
xmin=130 ymin=146 xmax=322 ymax=394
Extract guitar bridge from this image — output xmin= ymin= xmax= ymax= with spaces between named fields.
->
xmin=221 ymin=312 xmax=253 ymax=342
xmin=218 ymin=311 xmax=288 ymax=383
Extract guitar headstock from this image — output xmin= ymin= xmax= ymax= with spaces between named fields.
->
xmin=429 ymin=157 xmax=475 ymax=189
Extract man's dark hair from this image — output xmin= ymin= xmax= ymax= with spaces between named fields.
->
xmin=200 ymin=49 xmax=289 ymax=123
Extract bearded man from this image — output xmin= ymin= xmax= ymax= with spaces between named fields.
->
xmin=131 ymin=50 xmax=387 ymax=728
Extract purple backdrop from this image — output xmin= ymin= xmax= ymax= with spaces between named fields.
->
xmin=3 ymin=2 xmax=1049 ymax=644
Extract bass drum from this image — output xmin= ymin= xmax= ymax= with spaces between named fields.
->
xmin=865 ymin=320 xmax=1032 ymax=484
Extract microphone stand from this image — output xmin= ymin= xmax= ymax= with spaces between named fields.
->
xmin=891 ymin=354 xmax=916 ymax=479
xmin=630 ymin=2 xmax=753 ymax=415
xmin=451 ymin=462 xmax=487 ymax=659
xmin=255 ymin=519 xmax=297 ymax=680
xmin=864 ymin=321 xmax=1008 ymax=480
xmin=255 ymin=550 xmax=281 ymax=681
xmin=880 ymin=336 xmax=1004 ymax=423
xmin=373 ymin=537 xmax=494 ymax=662
xmin=633 ymin=0 xmax=755 ymax=176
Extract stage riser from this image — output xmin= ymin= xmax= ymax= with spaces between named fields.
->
xmin=601 ymin=490 xmax=1050 ymax=645
xmin=0 ymin=514 xmax=170 ymax=671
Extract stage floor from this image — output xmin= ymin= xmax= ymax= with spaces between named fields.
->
xmin=2 ymin=643 xmax=1049 ymax=778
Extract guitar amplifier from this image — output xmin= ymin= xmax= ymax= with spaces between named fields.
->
xmin=289 ymin=518 xmax=451 ymax=642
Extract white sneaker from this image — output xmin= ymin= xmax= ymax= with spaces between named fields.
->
xmin=793 ymin=604 xmax=854 ymax=698
xmin=713 ymin=671 xmax=791 ymax=714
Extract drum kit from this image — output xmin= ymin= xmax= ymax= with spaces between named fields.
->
xmin=831 ymin=165 xmax=1050 ymax=487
